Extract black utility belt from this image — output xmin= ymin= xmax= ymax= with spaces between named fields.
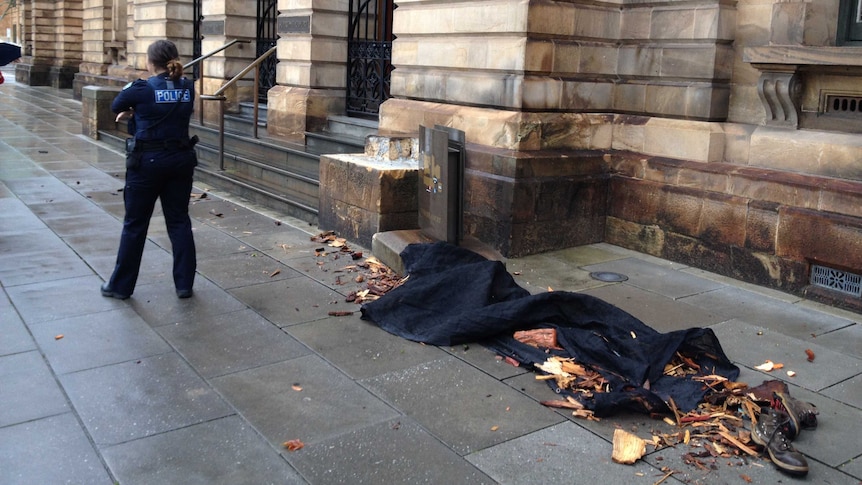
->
xmin=128 ymin=135 xmax=198 ymax=152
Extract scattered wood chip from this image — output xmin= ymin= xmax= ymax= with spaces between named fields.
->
xmin=540 ymin=399 xmax=584 ymax=410
xmin=716 ymin=430 xmax=759 ymax=457
xmin=269 ymin=269 xmax=281 ymax=278
xmin=490 ymin=425 xmax=499 ymax=432
xmin=805 ymin=349 xmax=815 ymax=362
xmin=283 ymin=439 xmax=304 ymax=451
xmin=291 ymin=383 xmax=302 ymax=391
xmin=55 ymin=334 xmax=64 ymax=340
xmin=327 ymin=310 xmax=354 ymax=317
xmin=514 ymin=328 xmax=563 ymax=350
xmin=612 ymin=429 xmax=646 ymax=464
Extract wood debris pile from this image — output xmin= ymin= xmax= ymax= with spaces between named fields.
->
xmin=516 ymin=329 xmax=787 ymax=471
xmin=310 ymin=231 xmax=407 ymax=304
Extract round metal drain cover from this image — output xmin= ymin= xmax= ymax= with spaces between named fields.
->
xmin=589 ymin=271 xmax=628 ymax=282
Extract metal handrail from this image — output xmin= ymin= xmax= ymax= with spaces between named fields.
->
xmin=200 ymin=45 xmax=278 ymax=170
xmin=183 ymin=39 xmax=250 ymax=125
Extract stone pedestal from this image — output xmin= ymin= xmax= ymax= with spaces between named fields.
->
xmin=82 ymin=85 xmax=123 ymax=139
xmin=318 ymin=136 xmax=420 ymax=249
xmin=15 ymin=61 xmax=51 ymax=86
xmin=50 ymin=66 xmax=78 ymax=89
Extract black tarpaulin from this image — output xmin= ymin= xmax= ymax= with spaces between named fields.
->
xmin=360 ymin=242 xmax=740 ymax=417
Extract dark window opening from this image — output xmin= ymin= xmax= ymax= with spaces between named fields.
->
xmin=838 ymin=0 xmax=862 ymax=45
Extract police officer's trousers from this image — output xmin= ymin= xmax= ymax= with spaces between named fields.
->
xmin=108 ymin=149 xmax=196 ymax=296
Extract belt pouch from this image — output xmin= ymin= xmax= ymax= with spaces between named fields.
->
xmin=125 ymin=138 xmax=142 ymax=169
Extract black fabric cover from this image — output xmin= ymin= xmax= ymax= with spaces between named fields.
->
xmin=360 ymin=242 xmax=739 ymax=416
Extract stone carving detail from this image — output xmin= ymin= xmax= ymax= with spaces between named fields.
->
xmin=755 ymin=70 xmax=801 ymax=128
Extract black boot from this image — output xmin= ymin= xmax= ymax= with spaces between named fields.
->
xmin=772 ymin=391 xmax=818 ymax=439
xmin=751 ymin=408 xmax=809 ymax=476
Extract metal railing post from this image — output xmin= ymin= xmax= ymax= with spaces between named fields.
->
xmin=198 ymin=75 xmax=204 ymax=126
xmin=218 ymin=98 xmax=226 ymax=171
xmin=253 ymin=65 xmax=260 ymax=139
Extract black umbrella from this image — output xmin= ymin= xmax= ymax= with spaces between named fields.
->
xmin=0 ymin=42 xmax=22 ymax=66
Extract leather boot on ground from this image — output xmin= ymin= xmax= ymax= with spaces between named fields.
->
xmin=772 ymin=391 xmax=818 ymax=439
xmin=751 ymin=408 xmax=809 ymax=476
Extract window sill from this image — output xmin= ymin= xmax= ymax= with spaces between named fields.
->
xmin=743 ymin=46 xmax=862 ymax=128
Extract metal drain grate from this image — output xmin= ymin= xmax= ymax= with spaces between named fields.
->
xmin=810 ymin=264 xmax=862 ymax=297
xmin=824 ymin=95 xmax=862 ymax=116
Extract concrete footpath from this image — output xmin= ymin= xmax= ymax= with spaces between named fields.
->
xmin=1 ymin=73 xmax=861 ymax=485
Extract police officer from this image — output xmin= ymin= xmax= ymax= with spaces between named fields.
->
xmin=101 ymin=39 xmax=197 ymax=300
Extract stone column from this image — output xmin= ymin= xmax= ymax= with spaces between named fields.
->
xmin=75 ymin=0 xmax=130 ymax=98
xmin=196 ymin=0 xmax=257 ymax=120
xmin=15 ymin=0 xmax=83 ymax=88
xmin=267 ymin=0 xmax=348 ymax=140
xmin=50 ymin=0 xmax=84 ymax=88
xmin=16 ymin=0 xmax=58 ymax=85
xmin=128 ymin=0 xmax=195 ymax=71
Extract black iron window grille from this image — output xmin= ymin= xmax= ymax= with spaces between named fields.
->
xmin=347 ymin=0 xmax=395 ymax=118
xmin=257 ymin=0 xmax=279 ymax=102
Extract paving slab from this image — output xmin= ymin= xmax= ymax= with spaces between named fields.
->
xmin=0 ymin=351 xmax=69 ymax=427
xmin=0 ymin=226 xmax=73 ymax=254
xmin=280 ymin=250 xmax=374 ymax=295
xmin=6 ymin=274 xmax=126 ymax=324
xmin=211 ymin=355 xmax=398 ymax=447
xmin=43 ymin=211 xmax=120 ymax=238
xmin=102 ymin=415 xmax=304 ymax=485
xmin=682 ymin=286 xmax=853 ymax=340
xmin=710 ymin=319 xmax=862 ymax=392
xmin=581 ymin=283 xmax=728 ymax=332
xmin=196 ymin=250 xmax=303 ymax=289
xmin=0 ymin=246 xmax=94 ymax=287
xmin=360 ymin=356 xmax=566 ymax=456
xmin=287 ymin=313 xmax=447 ymax=380
xmin=288 ymin=418 xmax=494 ymax=484
xmin=197 ymin=203 xmax=287 ymax=238
xmin=821 ymin=373 xmax=862 ymax=409
xmin=29 ymin=307 xmax=171 ymax=375
xmin=583 ymin=257 xmax=725 ymax=299
xmin=228 ymin=277 xmax=358 ymax=327
xmin=0 ymin=198 xmax=48 ymax=233
xmin=1 ymin=175 xmax=84 ymax=205
xmin=840 ymin=456 xmax=862 ymax=481
xmin=0 ymin=290 xmax=35 ymax=356
xmin=59 ymin=352 xmax=233 ymax=445
xmin=466 ymin=421 xmax=664 ymax=484
xmin=0 ymin=413 xmax=113 ymax=485
xmin=129 ymin=276 xmax=248 ymax=327
xmin=156 ymin=307 xmax=311 ymax=378
xmin=507 ymin=252 xmax=601 ymax=294
xmin=442 ymin=343 xmax=530 ymax=380
xmin=808 ymin=322 xmax=862 ymax=360
xmin=242 ymin=227 xmax=321 ymax=257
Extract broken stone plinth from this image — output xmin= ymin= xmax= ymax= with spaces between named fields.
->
xmin=318 ymin=135 xmax=421 ymax=249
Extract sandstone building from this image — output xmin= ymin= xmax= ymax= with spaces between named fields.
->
xmin=9 ymin=0 xmax=862 ymax=311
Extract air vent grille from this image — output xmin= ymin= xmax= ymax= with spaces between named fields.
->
xmin=824 ymin=95 xmax=862 ymax=117
xmin=810 ymin=264 xmax=862 ymax=297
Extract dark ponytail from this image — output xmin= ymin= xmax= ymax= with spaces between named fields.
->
xmin=147 ymin=40 xmax=184 ymax=81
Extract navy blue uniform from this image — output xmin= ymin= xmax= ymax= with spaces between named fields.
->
xmin=107 ymin=75 xmax=196 ymax=297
